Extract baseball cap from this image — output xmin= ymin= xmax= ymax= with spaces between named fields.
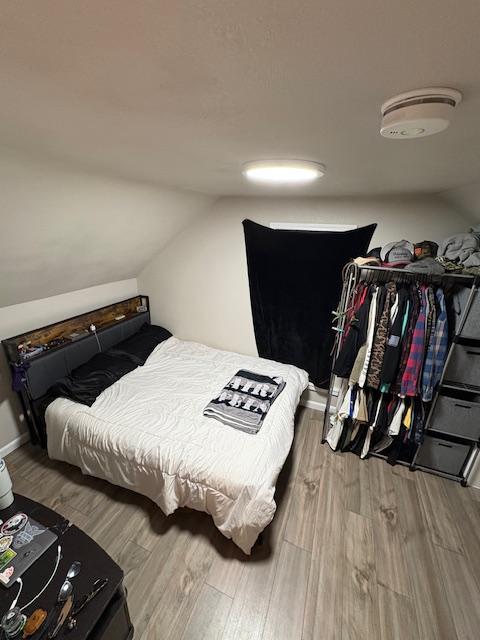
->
xmin=366 ymin=247 xmax=382 ymax=259
xmin=380 ymin=240 xmax=414 ymax=267
xmin=414 ymin=241 xmax=438 ymax=260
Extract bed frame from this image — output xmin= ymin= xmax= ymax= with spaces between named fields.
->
xmin=2 ymin=295 xmax=150 ymax=445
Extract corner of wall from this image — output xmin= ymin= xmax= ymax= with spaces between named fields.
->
xmin=438 ymin=182 xmax=480 ymax=224
xmin=137 ymin=194 xmax=220 ymax=285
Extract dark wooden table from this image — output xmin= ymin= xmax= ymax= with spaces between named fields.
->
xmin=0 ymin=495 xmax=133 ymax=639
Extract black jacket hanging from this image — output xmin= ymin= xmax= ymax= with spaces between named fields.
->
xmin=333 ymin=287 xmax=371 ymax=378
xmin=379 ymin=286 xmax=409 ymax=386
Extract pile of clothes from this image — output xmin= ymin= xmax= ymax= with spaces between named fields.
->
xmin=326 ymin=280 xmax=449 ymax=462
xmin=437 ymin=225 xmax=480 ymax=275
xmin=353 ymin=225 xmax=480 ymax=276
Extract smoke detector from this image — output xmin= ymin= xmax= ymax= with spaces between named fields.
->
xmin=380 ymin=87 xmax=462 ymax=139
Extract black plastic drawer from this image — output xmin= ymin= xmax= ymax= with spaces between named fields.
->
xmin=429 ymin=393 xmax=480 ymax=441
xmin=460 ymin=289 xmax=480 ymax=339
xmin=444 ymin=343 xmax=480 ymax=389
xmin=415 ymin=436 xmax=471 ymax=477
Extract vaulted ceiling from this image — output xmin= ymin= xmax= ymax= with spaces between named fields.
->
xmin=0 ymin=149 xmax=213 ymax=307
xmin=1 ymin=1 xmax=480 ymax=197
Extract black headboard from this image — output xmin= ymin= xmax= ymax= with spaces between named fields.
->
xmin=24 ymin=313 xmax=149 ymax=400
xmin=2 ymin=296 xmax=150 ymax=445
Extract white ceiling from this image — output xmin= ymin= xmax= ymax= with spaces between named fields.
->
xmin=1 ymin=1 xmax=480 ymax=197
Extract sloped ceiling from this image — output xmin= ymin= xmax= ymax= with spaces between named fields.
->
xmin=1 ymin=2 xmax=479 ymax=309
xmin=0 ymin=1 xmax=480 ymax=196
xmin=0 ymin=149 xmax=213 ymax=308
xmin=442 ymin=183 xmax=480 ymax=222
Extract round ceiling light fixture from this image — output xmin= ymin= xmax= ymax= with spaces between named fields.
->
xmin=242 ymin=160 xmax=325 ymax=184
xmin=380 ymin=87 xmax=462 ymax=139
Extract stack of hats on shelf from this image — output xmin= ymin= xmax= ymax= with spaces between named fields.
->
xmin=353 ymin=224 xmax=480 ymax=276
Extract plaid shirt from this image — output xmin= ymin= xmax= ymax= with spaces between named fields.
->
xmin=401 ymin=285 xmax=428 ymax=397
xmin=422 ymin=288 xmax=448 ymax=401
xmin=392 ymin=285 xmax=420 ymax=394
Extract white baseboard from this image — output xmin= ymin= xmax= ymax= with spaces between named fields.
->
xmin=0 ymin=432 xmax=30 ymax=459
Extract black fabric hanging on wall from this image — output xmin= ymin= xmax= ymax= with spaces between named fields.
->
xmin=243 ymin=219 xmax=376 ymax=388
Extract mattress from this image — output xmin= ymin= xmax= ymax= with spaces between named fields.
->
xmin=46 ymin=337 xmax=308 ymax=553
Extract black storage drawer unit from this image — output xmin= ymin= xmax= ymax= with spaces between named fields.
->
xmin=444 ymin=343 xmax=480 ymax=389
xmin=415 ymin=435 xmax=471 ymax=477
xmin=460 ymin=288 xmax=480 ymax=339
xmin=429 ymin=391 xmax=480 ymax=441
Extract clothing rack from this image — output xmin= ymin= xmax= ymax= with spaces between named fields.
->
xmin=341 ymin=262 xmax=476 ymax=286
xmin=322 ymin=262 xmax=480 ymax=485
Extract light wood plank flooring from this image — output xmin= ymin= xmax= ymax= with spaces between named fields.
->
xmin=6 ymin=408 xmax=480 ymax=640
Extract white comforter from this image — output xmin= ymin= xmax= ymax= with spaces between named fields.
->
xmin=46 ymin=337 xmax=308 ymax=553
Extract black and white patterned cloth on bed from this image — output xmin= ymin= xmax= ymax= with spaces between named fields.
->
xmin=203 ymin=369 xmax=286 ymax=434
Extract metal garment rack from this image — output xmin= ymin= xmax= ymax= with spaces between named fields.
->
xmin=322 ymin=262 xmax=480 ymax=485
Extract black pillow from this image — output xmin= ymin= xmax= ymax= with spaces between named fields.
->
xmin=107 ymin=323 xmax=172 ymax=365
xmin=49 ymin=353 xmax=137 ymax=406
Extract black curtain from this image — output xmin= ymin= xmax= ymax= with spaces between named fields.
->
xmin=243 ymin=219 xmax=376 ymax=387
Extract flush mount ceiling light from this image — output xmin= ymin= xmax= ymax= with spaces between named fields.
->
xmin=380 ymin=87 xmax=462 ymax=139
xmin=242 ymin=160 xmax=325 ymax=184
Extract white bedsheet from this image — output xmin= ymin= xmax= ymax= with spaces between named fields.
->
xmin=46 ymin=337 xmax=308 ymax=553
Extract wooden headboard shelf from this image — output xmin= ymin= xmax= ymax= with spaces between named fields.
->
xmin=3 ymin=295 xmax=149 ymax=363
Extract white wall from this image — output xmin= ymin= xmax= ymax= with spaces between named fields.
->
xmin=138 ymin=194 xmax=470 ymax=356
xmin=0 ymin=147 xmax=213 ymax=307
xmin=0 ymin=279 xmax=137 ymax=453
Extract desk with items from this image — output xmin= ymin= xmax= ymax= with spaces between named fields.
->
xmin=0 ymin=495 xmax=131 ymax=640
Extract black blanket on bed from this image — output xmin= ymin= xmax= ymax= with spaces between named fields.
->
xmin=47 ymin=324 xmax=172 ymax=407
xmin=49 ymin=353 xmax=137 ymax=406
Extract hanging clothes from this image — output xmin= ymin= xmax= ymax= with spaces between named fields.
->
xmin=392 ymin=285 xmax=421 ymax=394
xmin=424 ymin=287 xmax=437 ymax=352
xmin=349 ymin=344 xmax=367 ymax=386
xmin=388 ymin=398 xmax=405 ymax=436
xmin=422 ymin=288 xmax=449 ymax=401
xmin=379 ymin=287 xmax=409 ymax=391
xmin=358 ymin=286 xmax=379 ymax=387
xmin=326 ymin=378 xmax=349 ymax=450
xmin=339 ymin=284 xmax=367 ymax=347
xmin=329 ymin=277 xmax=452 ymax=461
xmin=400 ymin=285 xmax=428 ymax=397
xmin=333 ymin=285 xmax=370 ymax=377
xmin=367 ymin=281 xmax=397 ymax=389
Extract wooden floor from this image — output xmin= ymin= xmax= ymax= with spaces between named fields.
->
xmin=6 ymin=408 xmax=480 ymax=640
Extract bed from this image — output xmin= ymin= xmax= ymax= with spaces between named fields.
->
xmin=45 ymin=336 xmax=308 ymax=553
